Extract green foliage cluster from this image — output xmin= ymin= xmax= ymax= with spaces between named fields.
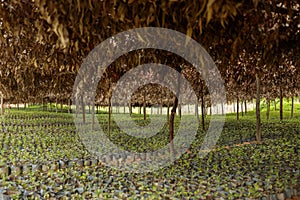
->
xmin=0 ymin=109 xmax=299 ymax=199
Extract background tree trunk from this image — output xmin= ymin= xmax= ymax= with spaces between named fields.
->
xmin=169 ymin=69 xmax=181 ymax=157
xmin=169 ymin=97 xmax=178 ymax=157
xmin=81 ymin=96 xmax=85 ymax=125
xmin=129 ymin=102 xmax=132 ymax=116
xmin=256 ymin=74 xmax=262 ymax=142
xmin=244 ymin=100 xmax=247 ymax=114
xmin=279 ymin=87 xmax=283 ymax=121
xmin=233 ymin=101 xmax=235 ymax=113
xmin=0 ymin=93 xmax=4 ymax=115
xmin=68 ymin=98 xmax=71 ymax=113
xmin=201 ymin=91 xmax=205 ymax=131
xmin=266 ymin=98 xmax=270 ymax=120
xmin=221 ymin=103 xmax=224 ymax=115
xmin=92 ymin=103 xmax=95 ymax=130
xmin=241 ymin=100 xmax=244 ymax=117
xmin=167 ymin=103 xmax=170 ymax=121
xmin=60 ymin=99 xmax=63 ymax=113
xmin=108 ymin=98 xmax=111 ymax=139
xmin=291 ymin=96 xmax=294 ymax=118
xmin=236 ymin=96 xmax=239 ymax=120
xmin=178 ymin=104 xmax=182 ymax=118
xmin=42 ymin=99 xmax=45 ymax=111
xmin=55 ymin=98 xmax=58 ymax=113
xmin=143 ymin=92 xmax=146 ymax=120
xmin=195 ymin=100 xmax=200 ymax=124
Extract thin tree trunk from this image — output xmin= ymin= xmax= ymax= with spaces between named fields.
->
xmin=233 ymin=101 xmax=235 ymax=113
xmin=160 ymin=95 xmax=163 ymax=115
xmin=139 ymin=106 xmax=141 ymax=115
xmin=167 ymin=103 xmax=170 ymax=121
xmin=108 ymin=98 xmax=111 ymax=139
xmin=68 ymin=98 xmax=71 ymax=113
xmin=279 ymin=87 xmax=283 ymax=121
xmin=266 ymin=98 xmax=270 ymax=120
xmin=0 ymin=94 xmax=4 ymax=115
xmin=169 ymin=70 xmax=181 ymax=157
xmin=244 ymin=100 xmax=247 ymax=114
xmin=291 ymin=96 xmax=294 ymax=118
xmin=195 ymin=100 xmax=200 ymax=124
xmin=169 ymin=97 xmax=178 ymax=157
xmin=116 ymin=105 xmax=119 ymax=114
xmin=129 ymin=102 xmax=132 ymax=116
xmin=274 ymin=99 xmax=277 ymax=111
xmin=92 ymin=103 xmax=95 ymax=130
xmin=241 ymin=100 xmax=244 ymax=117
xmin=81 ymin=96 xmax=85 ymax=125
xmin=143 ymin=92 xmax=146 ymax=120
xmin=201 ymin=91 xmax=205 ymax=131
xmin=55 ymin=98 xmax=58 ymax=113
xmin=60 ymin=100 xmax=63 ymax=113
xmin=236 ymin=96 xmax=239 ymax=120
xmin=256 ymin=74 xmax=262 ymax=142
xmin=178 ymin=104 xmax=182 ymax=118
xmin=42 ymin=99 xmax=45 ymax=111
xmin=221 ymin=103 xmax=224 ymax=115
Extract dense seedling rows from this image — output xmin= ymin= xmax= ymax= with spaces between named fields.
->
xmin=0 ymin=110 xmax=299 ymax=199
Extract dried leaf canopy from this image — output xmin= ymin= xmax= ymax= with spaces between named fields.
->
xmin=0 ymin=0 xmax=299 ymax=103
